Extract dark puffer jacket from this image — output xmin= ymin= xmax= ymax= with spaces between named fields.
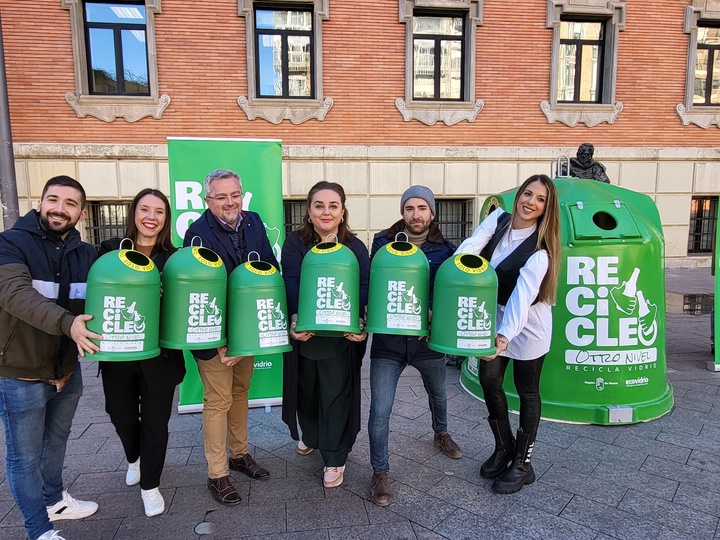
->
xmin=0 ymin=210 xmax=97 ymax=379
xmin=370 ymin=219 xmax=456 ymax=363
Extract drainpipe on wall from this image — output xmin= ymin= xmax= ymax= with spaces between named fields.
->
xmin=0 ymin=13 xmax=19 ymax=230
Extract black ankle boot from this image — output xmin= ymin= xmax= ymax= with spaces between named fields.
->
xmin=480 ymin=418 xmax=515 ymax=479
xmin=492 ymin=428 xmax=536 ymax=494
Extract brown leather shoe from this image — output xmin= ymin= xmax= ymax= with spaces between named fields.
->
xmin=207 ymin=476 xmax=242 ymax=505
xmin=229 ymin=454 xmax=270 ymax=480
xmin=370 ymin=472 xmax=392 ymax=507
xmin=434 ymin=432 xmax=463 ymax=459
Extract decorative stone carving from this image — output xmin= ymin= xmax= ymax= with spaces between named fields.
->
xmin=676 ymin=104 xmax=720 ymax=129
xmin=540 ymin=101 xmax=623 ymax=127
xmin=395 ymin=98 xmax=484 ymax=126
xmin=237 ymin=97 xmax=334 ymax=124
xmin=65 ymin=93 xmax=171 ymax=123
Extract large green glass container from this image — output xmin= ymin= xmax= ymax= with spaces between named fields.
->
xmin=85 ymin=248 xmax=161 ymax=361
xmin=460 ymin=177 xmax=674 ymax=424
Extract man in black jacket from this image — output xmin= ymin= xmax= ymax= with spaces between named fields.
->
xmin=183 ymin=169 xmax=279 ymax=506
xmin=0 ymin=176 xmax=100 ymax=540
xmin=368 ymin=185 xmax=462 ymax=508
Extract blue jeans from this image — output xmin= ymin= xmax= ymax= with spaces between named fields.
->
xmin=368 ymin=355 xmax=448 ymax=473
xmin=0 ymin=368 xmax=83 ymax=540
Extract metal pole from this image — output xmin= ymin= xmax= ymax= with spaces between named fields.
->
xmin=0 ymin=12 xmax=19 ymax=229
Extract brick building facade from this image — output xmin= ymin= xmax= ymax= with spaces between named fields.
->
xmin=1 ymin=0 xmax=718 ymax=264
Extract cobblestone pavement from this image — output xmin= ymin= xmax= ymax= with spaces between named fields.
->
xmin=0 ymin=268 xmax=715 ymax=539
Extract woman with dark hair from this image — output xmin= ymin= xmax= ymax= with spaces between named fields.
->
xmin=281 ymin=181 xmax=369 ymax=488
xmin=98 ymin=188 xmax=186 ymax=516
xmin=455 ymin=174 xmax=561 ymax=494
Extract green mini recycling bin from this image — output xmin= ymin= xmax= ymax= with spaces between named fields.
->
xmin=295 ymin=241 xmax=362 ymax=336
xmin=226 ymin=258 xmax=292 ymax=356
xmin=85 ymin=247 xmax=161 ymax=361
xmin=366 ymin=236 xmax=430 ymax=336
xmin=460 ymin=176 xmax=674 ymax=424
xmin=160 ymin=245 xmax=227 ymax=349
xmin=428 ymin=254 xmax=498 ymax=356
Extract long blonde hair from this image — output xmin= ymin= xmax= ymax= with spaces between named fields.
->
xmin=510 ymin=174 xmax=561 ymax=304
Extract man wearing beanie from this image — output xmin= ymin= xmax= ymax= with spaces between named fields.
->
xmin=367 ymin=184 xmax=462 ymax=508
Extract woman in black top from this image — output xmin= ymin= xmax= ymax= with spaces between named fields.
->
xmin=281 ymin=181 xmax=369 ymax=489
xmin=98 ymin=189 xmax=185 ymax=517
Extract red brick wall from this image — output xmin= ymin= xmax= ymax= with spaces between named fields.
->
xmin=1 ymin=0 xmax=713 ymax=147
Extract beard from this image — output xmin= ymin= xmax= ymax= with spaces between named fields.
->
xmin=405 ymin=219 xmax=431 ymax=234
xmin=40 ymin=211 xmax=76 ymax=235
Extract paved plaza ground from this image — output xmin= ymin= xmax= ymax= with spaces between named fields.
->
xmin=0 ymin=267 xmax=716 ymax=540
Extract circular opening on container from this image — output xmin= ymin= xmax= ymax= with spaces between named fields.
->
xmin=458 ymin=254 xmax=484 ymax=269
xmin=316 ymin=241 xmax=337 ymax=250
xmin=389 ymin=241 xmax=413 ymax=252
xmin=249 ymin=261 xmax=273 ymax=272
xmin=592 ymin=211 xmax=617 ymax=231
xmin=125 ymin=250 xmax=151 ymax=267
xmin=197 ymin=247 xmax=220 ymax=263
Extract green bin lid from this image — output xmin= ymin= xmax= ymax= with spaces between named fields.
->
xmin=567 ymin=202 xmax=642 ymax=241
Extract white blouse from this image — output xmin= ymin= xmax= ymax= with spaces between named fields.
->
xmin=455 ymin=208 xmax=552 ymax=360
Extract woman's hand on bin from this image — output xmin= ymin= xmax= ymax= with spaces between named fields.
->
xmin=483 ymin=334 xmax=509 ymax=361
xmin=290 ymin=313 xmax=314 ymax=342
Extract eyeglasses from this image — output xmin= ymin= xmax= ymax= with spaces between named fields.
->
xmin=205 ymin=193 xmax=243 ymax=204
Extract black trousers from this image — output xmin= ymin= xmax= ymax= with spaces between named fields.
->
xmin=101 ymin=360 xmax=175 ymax=490
xmin=296 ymin=351 xmax=353 ymax=467
xmin=479 ymin=355 xmax=545 ymax=436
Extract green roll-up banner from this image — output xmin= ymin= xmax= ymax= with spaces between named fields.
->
xmin=167 ymin=138 xmax=284 ymax=413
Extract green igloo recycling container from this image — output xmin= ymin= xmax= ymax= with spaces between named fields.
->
xmin=226 ymin=259 xmax=292 ymax=356
xmin=460 ymin=176 xmax=674 ymax=424
xmin=160 ymin=245 xmax=227 ymax=348
xmin=428 ymin=253 xmax=498 ymax=357
xmin=85 ymin=247 xmax=161 ymax=361
xmin=295 ymin=241 xmax=361 ymax=336
xmin=366 ymin=237 xmax=430 ymax=336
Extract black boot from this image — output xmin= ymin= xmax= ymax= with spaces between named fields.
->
xmin=480 ymin=418 xmax=515 ymax=479
xmin=492 ymin=428 xmax=536 ymax=494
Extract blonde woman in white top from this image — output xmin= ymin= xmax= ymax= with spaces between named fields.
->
xmin=456 ymin=174 xmax=560 ymax=494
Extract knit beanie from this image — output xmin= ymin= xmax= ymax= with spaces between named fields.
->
xmin=400 ymin=185 xmax=436 ymax=215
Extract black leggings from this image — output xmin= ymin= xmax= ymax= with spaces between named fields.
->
xmin=479 ymin=355 xmax=545 ymax=436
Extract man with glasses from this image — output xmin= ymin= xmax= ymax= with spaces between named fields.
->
xmin=183 ymin=169 xmax=279 ymax=506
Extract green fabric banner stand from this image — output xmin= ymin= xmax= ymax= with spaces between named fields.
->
xmin=167 ymin=138 xmax=284 ymax=413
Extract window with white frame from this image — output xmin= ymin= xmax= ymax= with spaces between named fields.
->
xmin=238 ymin=0 xmax=333 ymax=124
xmin=541 ymin=0 xmax=625 ymax=127
xmin=61 ymin=0 xmax=170 ymax=122
xmin=396 ymin=0 xmax=484 ymax=126
xmin=678 ymin=1 xmax=720 ymax=128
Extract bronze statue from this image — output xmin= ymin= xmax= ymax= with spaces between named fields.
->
xmin=560 ymin=143 xmax=610 ymax=183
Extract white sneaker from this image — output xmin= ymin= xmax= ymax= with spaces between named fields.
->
xmin=46 ymin=491 xmax=99 ymax=521
xmin=141 ymin=487 xmax=165 ymax=517
xmin=126 ymin=458 xmax=141 ymax=486
xmin=323 ymin=465 xmax=346 ymax=488
xmin=37 ymin=531 xmax=66 ymax=540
